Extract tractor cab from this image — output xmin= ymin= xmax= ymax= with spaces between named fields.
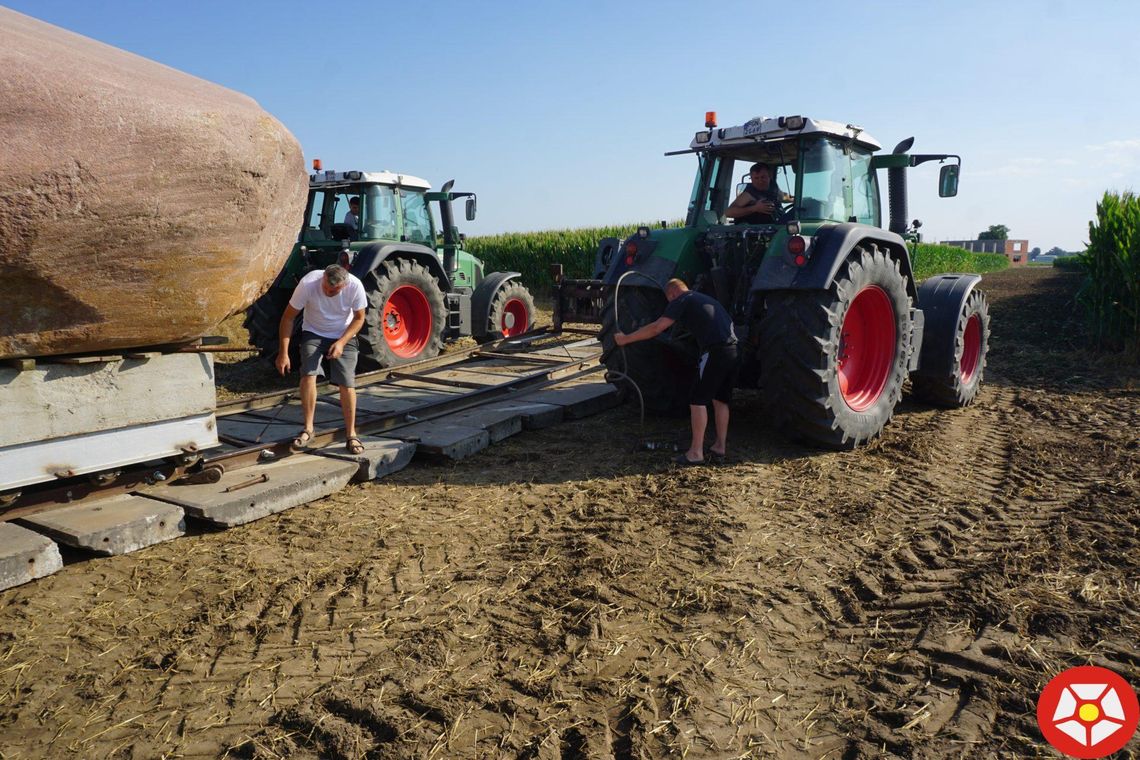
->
xmin=301 ymin=168 xmax=435 ymax=247
xmin=683 ymin=115 xmax=885 ymax=230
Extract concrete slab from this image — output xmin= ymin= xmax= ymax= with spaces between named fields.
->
xmin=439 ymin=406 xmax=524 ymax=442
xmin=515 ymin=382 xmax=620 ymax=419
xmin=354 ymin=385 xmax=455 ymax=416
xmin=392 ymin=422 xmax=490 ymax=461
xmin=482 ymin=400 xmax=564 ymax=430
xmin=0 ymin=522 xmax=63 ymax=592
xmin=18 ymin=494 xmax=184 ymax=556
xmin=146 ymin=454 xmax=358 ymax=527
xmin=216 ymin=413 xmax=298 ymax=444
xmin=313 ymin=436 xmax=416 ymax=482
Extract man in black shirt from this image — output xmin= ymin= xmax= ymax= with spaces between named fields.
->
xmin=614 ymin=279 xmax=738 ymax=465
xmin=725 ymin=162 xmax=790 ymax=224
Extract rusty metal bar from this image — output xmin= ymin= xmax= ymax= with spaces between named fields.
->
xmin=386 ymin=372 xmax=490 ymax=390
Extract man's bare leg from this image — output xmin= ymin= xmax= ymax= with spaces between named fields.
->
xmin=299 ymin=374 xmax=317 ymax=433
xmin=687 ymin=404 xmax=707 ymax=462
xmin=711 ymin=399 xmax=729 ymax=456
xmin=339 ymin=385 xmax=357 ymax=440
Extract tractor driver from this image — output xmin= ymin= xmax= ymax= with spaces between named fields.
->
xmin=725 ymin=162 xmax=790 ymax=224
xmin=343 ymin=196 xmax=361 ymax=231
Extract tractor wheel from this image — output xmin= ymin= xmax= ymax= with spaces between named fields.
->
xmin=358 ymin=258 xmax=447 ymax=369
xmin=244 ymin=286 xmax=300 ymax=365
xmin=476 ymin=282 xmax=536 ymax=343
xmin=599 ymin=286 xmax=694 ymax=414
xmin=760 ymin=244 xmax=912 ymax=449
xmin=912 ymin=289 xmax=990 ymax=407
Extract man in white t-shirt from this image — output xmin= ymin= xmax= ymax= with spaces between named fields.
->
xmin=275 ymin=264 xmax=368 ymax=454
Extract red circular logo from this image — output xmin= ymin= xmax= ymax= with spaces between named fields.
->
xmin=1037 ymin=666 xmax=1139 ymax=758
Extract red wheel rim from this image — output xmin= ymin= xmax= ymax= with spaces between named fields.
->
xmin=501 ymin=298 xmax=529 ymax=337
xmin=960 ymin=313 xmax=982 ymax=384
xmin=838 ymin=286 xmax=896 ymax=411
xmin=383 ymin=285 xmax=431 ymax=358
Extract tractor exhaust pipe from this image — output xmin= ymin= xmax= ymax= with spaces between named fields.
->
xmin=439 ymin=179 xmax=459 ymax=272
xmin=887 ymin=137 xmax=914 ymax=236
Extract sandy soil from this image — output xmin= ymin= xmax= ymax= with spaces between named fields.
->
xmin=1 ymin=268 xmax=1136 ymax=759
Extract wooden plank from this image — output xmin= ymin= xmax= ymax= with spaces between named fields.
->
xmin=1 ymin=358 xmax=35 ymax=371
xmin=54 ymin=355 xmax=124 ymax=365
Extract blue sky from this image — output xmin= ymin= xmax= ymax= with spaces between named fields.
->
xmin=5 ymin=0 xmax=1137 ymax=251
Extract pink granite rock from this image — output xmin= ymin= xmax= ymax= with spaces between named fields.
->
xmin=0 ymin=8 xmax=307 ymax=359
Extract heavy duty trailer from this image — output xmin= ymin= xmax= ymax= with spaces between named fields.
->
xmin=556 ymin=112 xmax=990 ymax=449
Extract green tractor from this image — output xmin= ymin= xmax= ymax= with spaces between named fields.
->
xmin=246 ymin=163 xmax=535 ymax=369
xmin=557 ymin=114 xmax=989 ymax=448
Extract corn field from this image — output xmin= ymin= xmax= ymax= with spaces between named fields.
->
xmin=1079 ymin=191 xmax=1140 ymax=352
xmin=468 ymin=224 xmax=1009 ymax=296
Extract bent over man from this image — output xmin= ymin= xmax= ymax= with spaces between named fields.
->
xmin=614 ymin=279 xmax=738 ymax=465
xmin=276 ymin=264 xmax=367 ymax=454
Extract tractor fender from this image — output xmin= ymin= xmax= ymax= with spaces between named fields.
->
xmin=351 ymin=243 xmax=453 ymax=292
xmin=471 ymin=271 xmax=523 ymax=341
xmin=751 ymin=223 xmax=918 ymax=300
xmin=912 ymin=273 xmax=982 ymax=378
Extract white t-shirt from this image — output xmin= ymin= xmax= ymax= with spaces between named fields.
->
xmin=288 ymin=270 xmax=367 ymax=339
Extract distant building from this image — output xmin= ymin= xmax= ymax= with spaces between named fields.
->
xmin=941 ymin=239 xmax=1031 ymax=266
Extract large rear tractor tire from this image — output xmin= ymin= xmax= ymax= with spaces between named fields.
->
xmin=760 ymin=244 xmax=912 ymax=449
xmin=358 ymin=258 xmax=447 ymax=369
xmin=599 ymin=286 xmax=694 ymax=414
xmin=912 ymin=289 xmax=990 ymax=407
xmin=476 ymin=282 xmax=537 ymax=343
xmin=244 ymin=286 xmax=300 ymax=366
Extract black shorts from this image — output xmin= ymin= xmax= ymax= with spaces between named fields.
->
xmin=690 ymin=343 xmax=738 ymax=406
xmin=299 ymin=331 xmax=358 ymax=387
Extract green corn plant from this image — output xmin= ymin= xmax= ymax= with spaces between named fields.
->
xmin=1080 ymin=191 xmax=1140 ymax=352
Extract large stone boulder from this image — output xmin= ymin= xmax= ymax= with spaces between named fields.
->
xmin=0 ymin=8 xmax=307 ymax=360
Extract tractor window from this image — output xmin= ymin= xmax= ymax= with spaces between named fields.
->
xmin=798 ymin=139 xmax=850 ymax=222
xmin=686 ymin=154 xmax=723 ymax=225
xmin=399 ymin=189 xmax=434 ymax=245
xmin=363 ymin=185 xmax=399 ymax=240
xmin=851 ymin=150 xmax=879 ymax=226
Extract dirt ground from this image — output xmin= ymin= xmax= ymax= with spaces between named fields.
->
xmin=1 ymin=268 xmax=1137 ymax=759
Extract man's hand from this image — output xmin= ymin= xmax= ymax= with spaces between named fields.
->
xmin=614 ymin=332 xmax=629 ymax=347
xmin=327 ymin=341 xmax=345 ymax=360
xmin=275 ymin=351 xmax=290 ymax=376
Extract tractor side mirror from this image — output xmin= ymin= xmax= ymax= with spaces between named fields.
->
xmin=465 ymin=196 xmax=477 ymax=221
xmin=939 ymin=164 xmax=960 ymax=198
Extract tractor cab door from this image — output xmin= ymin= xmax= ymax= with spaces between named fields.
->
xmin=302 ymin=188 xmax=364 ymax=243
xmin=795 ymin=139 xmax=880 ymax=226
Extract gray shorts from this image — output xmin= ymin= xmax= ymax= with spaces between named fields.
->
xmin=299 ymin=331 xmax=358 ymax=387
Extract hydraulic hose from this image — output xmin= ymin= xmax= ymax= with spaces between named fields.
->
xmin=609 ymin=269 xmax=666 ymax=430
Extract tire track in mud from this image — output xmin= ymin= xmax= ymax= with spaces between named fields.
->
xmin=808 ymin=385 xmax=1124 ymax=757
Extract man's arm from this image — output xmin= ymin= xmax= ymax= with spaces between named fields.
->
xmin=614 ymin=315 xmax=674 ymax=346
xmin=327 ymin=308 xmax=366 ymax=359
xmin=276 ymin=303 xmax=301 ymax=375
xmin=725 ymin=190 xmax=775 ymax=220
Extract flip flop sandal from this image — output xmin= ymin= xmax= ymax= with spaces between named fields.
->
xmin=292 ymin=429 xmax=314 ymax=449
xmin=708 ymin=451 xmax=727 ymax=464
xmin=673 ymin=453 xmax=704 ymax=467
xmin=346 ymin=437 xmax=365 ymax=455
